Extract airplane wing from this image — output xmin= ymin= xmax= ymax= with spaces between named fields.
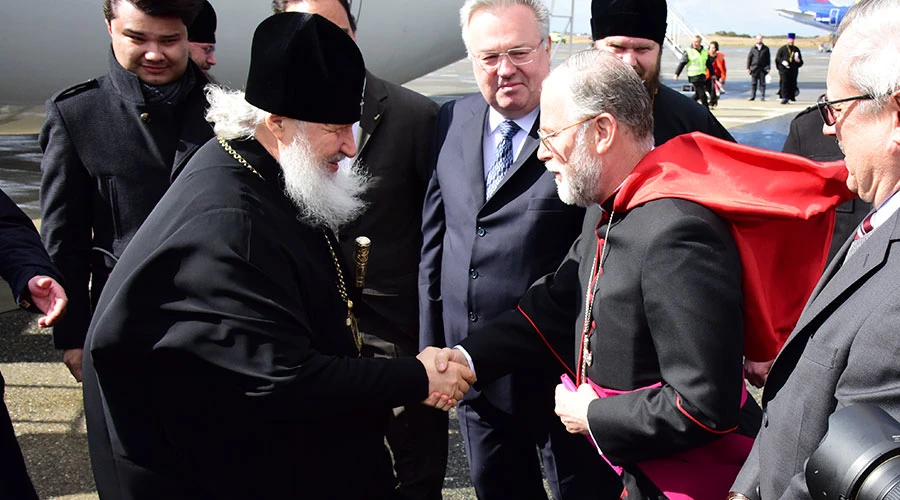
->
xmin=776 ymin=8 xmax=838 ymax=32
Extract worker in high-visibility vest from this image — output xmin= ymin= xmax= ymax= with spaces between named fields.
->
xmin=674 ymin=35 xmax=715 ymax=109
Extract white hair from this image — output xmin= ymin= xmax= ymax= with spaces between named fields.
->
xmin=549 ymin=50 xmax=655 ymax=152
xmin=834 ymin=0 xmax=900 ymax=112
xmin=204 ymin=85 xmax=268 ymax=140
xmin=459 ymin=0 xmax=550 ymax=56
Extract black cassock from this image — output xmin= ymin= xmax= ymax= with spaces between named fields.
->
xmin=82 ymin=139 xmax=428 ymax=499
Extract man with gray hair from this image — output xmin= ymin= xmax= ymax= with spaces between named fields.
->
xmin=80 ymin=12 xmax=473 ymax=499
xmin=419 ymin=0 xmax=600 ymax=497
xmin=730 ymin=0 xmax=900 ymax=497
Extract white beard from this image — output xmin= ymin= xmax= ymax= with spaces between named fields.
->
xmin=279 ymin=136 xmax=369 ymax=232
xmin=555 ymin=129 xmax=603 ymax=207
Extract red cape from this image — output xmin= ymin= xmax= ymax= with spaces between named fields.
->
xmin=613 ymin=132 xmax=855 ymax=361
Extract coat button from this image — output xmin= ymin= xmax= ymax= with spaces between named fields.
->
xmin=762 ymin=409 xmax=768 ymax=427
xmin=140 ymin=112 xmax=151 ymax=123
xmin=476 ymin=227 xmax=486 ymax=237
xmin=468 ymin=311 xmax=477 ymax=322
xmin=469 ymin=268 xmax=478 ymax=279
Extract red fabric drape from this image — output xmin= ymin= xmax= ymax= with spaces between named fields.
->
xmin=613 ymin=132 xmax=855 ymax=361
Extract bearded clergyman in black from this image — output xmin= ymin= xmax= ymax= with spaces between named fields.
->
xmin=80 ymin=12 xmax=473 ymax=500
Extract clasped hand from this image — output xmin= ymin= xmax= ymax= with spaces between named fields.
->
xmin=416 ymin=347 xmax=475 ymax=411
xmin=554 ymin=383 xmax=597 ymax=435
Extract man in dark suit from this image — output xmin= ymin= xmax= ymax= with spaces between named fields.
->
xmin=39 ymin=0 xmax=213 ymax=382
xmin=0 ymin=189 xmax=67 ymax=500
xmin=418 ymin=0 xmax=599 ymax=497
xmin=80 ymin=13 xmax=472 ymax=499
xmin=273 ymin=1 xmax=444 ymax=497
xmin=746 ymin=34 xmax=771 ymax=101
xmin=730 ymin=1 xmax=900 ymax=497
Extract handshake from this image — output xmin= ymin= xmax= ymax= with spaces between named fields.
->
xmin=416 ymin=347 xmax=475 ymax=411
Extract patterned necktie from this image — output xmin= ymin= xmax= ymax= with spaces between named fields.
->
xmin=485 ymin=120 xmax=520 ymax=199
xmin=843 ymin=211 xmax=875 ymax=264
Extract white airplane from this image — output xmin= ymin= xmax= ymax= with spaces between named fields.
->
xmin=0 ymin=0 xmax=466 ymax=107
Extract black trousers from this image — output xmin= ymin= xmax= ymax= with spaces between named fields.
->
xmin=750 ymin=70 xmax=767 ymax=98
xmin=0 ymin=372 xmax=39 ymax=500
xmin=689 ymin=75 xmax=709 ymax=108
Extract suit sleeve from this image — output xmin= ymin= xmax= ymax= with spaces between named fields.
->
xmin=587 ymin=213 xmax=745 ymax=463
xmin=39 ymin=99 xmax=93 ymax=349
xmin=418 ymin=102 xmax=453 ymax=350
xmin=0 ymin=190 xmax=61 ymax=305
xmin=458 ymin=232 xmax=588 ymax=384
xmin=674 ymin=52 xmax=689 ymax=78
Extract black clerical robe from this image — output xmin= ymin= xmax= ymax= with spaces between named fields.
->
xmin=82 ymin=138 xmax=429 ymax=500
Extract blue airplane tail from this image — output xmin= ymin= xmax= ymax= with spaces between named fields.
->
xmin=798 ymin=0 xmax=837 ymax=11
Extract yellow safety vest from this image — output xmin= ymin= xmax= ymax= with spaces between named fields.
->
xmin=686 ymin=48 xmax=708 ymax=78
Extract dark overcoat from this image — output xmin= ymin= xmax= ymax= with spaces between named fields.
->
xmin=39 ymin=52 xmax=213 ymax=350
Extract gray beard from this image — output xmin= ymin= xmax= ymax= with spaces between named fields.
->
xmin=279 ymin=137 xmax=369 ymax=232
xmin=556 ymin=127 xmax=604 ymax=207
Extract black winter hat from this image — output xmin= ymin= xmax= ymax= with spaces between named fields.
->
xmin=590 ymin=0 xmax=668 ymax=45
xmin=245 ymin=13 xmax=365 ymax=125
xmin=188 ymin=1 xmax=217 ymax=43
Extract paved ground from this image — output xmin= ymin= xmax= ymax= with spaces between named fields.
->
xmin=1 ymin=43 xmax=825 ymax=499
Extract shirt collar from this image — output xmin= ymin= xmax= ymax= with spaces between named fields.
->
xmin=487 ymin=106 xmax=539 ymax=137
xmin=871 ymin=190 xmax=900 ymax=230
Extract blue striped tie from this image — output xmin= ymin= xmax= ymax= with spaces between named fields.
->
xmin=485 ymin=120 xmax=520 ymax=199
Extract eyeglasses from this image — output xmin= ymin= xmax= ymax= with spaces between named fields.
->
xmin=474 ymin=42 xmax=544 ymax=69
xmin=816 ymin=93 xmax=873 ymax=126
xmin=537 ymin=115 xmax=597 ymax=155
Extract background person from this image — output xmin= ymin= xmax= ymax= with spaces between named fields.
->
xmin=0 ymin=189 xmax=67 ymax=500
xmin=674 ymin=35 xmax=713 ymax=109
xmin=708 ymin=40 xmax=727 ymax=108
xmin=188 ymin=0 xmax=217 ymax=75
xmin=775 ymin=32 xmax=803 ymax=104
xmin=747 ymin=34 xmax=771 ymax=101
xmin=39 ymin=0 xmax=213 ymax=383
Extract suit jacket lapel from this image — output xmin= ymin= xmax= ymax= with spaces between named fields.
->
xmin=357 ymin=71 xmax=386 ymax=160
xmin=765 ymin=211 xmax=900 ymax=403
xmin=461 ymin=99 xmax=488 ymax=207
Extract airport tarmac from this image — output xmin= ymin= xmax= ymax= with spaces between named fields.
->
xmin=0 ymin=43 xmax=828 ymax=499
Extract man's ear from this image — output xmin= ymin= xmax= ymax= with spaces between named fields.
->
xmin=107 ymin=19 xmax=113 ymax=36
xmin=887 ymin=91 xmax=900 ymax=148
xmin=592 ymin=113 xmax=617 ymax=156
xmin=264 ymin=114 xmax=287 ymax=144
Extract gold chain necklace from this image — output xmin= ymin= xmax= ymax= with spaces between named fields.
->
xmin=218 ymin=138 xmax=362 ymax=356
